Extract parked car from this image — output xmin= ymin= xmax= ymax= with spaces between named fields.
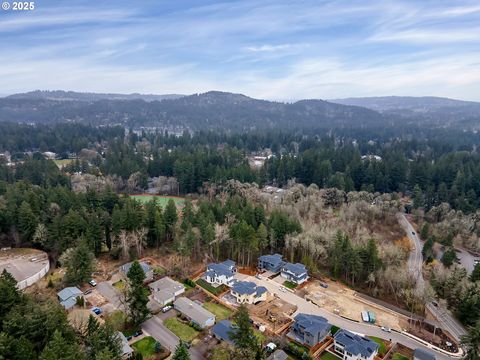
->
xmin=255 ymin=274 xmax=263 ymax=280
xmin=162 ymin=305 xmax=172 ymax=313
xmin=126 ymin=335 xmax=133 ymax=341
xmin=91 ymin=307 xmax=102 ymax=315
xmin=320 ymin=282 xmax=328 ymax=288
xmin=89 ymin=279 xmax=97 ymax=287
xmin=181 ymin=340 xmax=191 ymax=349
xmin=133 ymin=330 xmax=143 ymax=337
xmin=432 ymin=301 xmax=439 ymax=307
xmin=279 ymin=286 xmax=287 ymax=292
xmin=381 ymin=326 xmax=391 ymax=333
xmin=411 ymin=231 xmax=416 ymax=235
xmin=84 ymin=289 xmax=93 ymax=295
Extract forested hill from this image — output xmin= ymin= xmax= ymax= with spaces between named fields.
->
xmin=0 ymin=91 xmax=389 ymax=131
xmin=330 ymin=96 xmax=480 ymax=129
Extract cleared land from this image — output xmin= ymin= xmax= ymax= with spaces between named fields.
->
xmin=164 ymin=317 xmax=199 ymax=342
xmin=129 ymin=194 xmax=185 ymax=207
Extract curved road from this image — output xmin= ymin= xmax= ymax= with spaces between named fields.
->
xmin=244 ymin=274 xmax=460 ymax=360
xmin=397 ymin=214 xmax=466 ymax=343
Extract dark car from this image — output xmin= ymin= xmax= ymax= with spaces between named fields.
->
xmin=181 ymin=341 xmax=191 ymax=349
xmin=91 ymin=307 xmax=102 ymax=315
xmin=133 ymin=330 xmax=143 ymax=337
xmin=320 ymin=282 xmax=328 ymax=288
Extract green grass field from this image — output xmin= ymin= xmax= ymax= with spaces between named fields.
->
xmin=320 ymin=352 xmax=340 ymax=360
xmin=129 ymin=194 xmax=185 ymax=207
xmin=392 ymin=353 xmax=410 ymax=360
xmin=196 ymin=278 xmax=227 ymax=295
xmin=132 ymin=336 xmax=157 ymax=357
xmin=202 ymin=302 xmax=232 ymax=320
xmin=370 ymin=336 xmax=387 ymax=355
xmin=164 ymin=318 xmax=199 ymax=342
xmin=284 ymin=280 xmax=298 ymax=289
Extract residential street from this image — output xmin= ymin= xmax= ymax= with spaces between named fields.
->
xmin=398 ymin=213 xmax=467 ymax=342
xmin=241 ymin=273 xmax=461 ymax=360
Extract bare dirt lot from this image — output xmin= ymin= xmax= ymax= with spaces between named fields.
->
xmin=302 ymin=279 xmax=408 ymax=331
xmin=247 ymin=295 xmax=297 ymax=334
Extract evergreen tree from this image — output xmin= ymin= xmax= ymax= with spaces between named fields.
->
xmin=126 ymin=261 xmax=149 ymax=325
xmin=172 ymin=342 xmax=190 ymax=360
xmin=164 ymin=199 xmax=178 ymax=241
xmin=0 ymin=269 xmax=22 ymax=329
xmin=471 ymin=263 xmax=480 ymax=283
xmin=441 ymin=247 xmax=457 ymax=267
xmin=39 ymin=330 xmax=83 ymax=360
xmin=422 ymin=236 xmax=435 ymax=263
xmin=461 ymin=319 xmax=480 ymax=360
xmin=228 ymin=305 xmax=262 ymax=359
xmin=64 ymin=240 xmax=95 ymax=285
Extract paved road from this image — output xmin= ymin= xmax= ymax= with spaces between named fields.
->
xmin=242 ymin=274 xmax=459 ymax=360
xmin=142 ymin=314 xmax=205 ymax=360
xmin=397 ymin=214 xmax=466 ymax=343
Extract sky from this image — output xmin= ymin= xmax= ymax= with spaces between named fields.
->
xmin=1 ymin=0 xmax=480 ymax=101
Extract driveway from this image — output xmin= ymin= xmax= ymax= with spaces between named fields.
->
xmin=97 ymin=281 xmax=125 ymax=310
xmin=142 ymin=315 xmax=205 ymax=360
xmin=243 ymin=273 xmax=460 ymax=360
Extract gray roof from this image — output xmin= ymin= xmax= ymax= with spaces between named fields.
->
xmin=282 ymin=262 xmax=307 ymax=276
xmin=149 ymin=276 xmax=184 ymax=293
xmin=221 ymin=259 xmax=236 ymax=269
xmin=57 ymin=287 xmax=83 ymax=302
xmin=414 ymin=348 xmax=436 ymax=360
xmin=295 ymin=313 xmax=331 ymax=337
xmin=212 ymin=320 xmax=235 ymax=344
xmin=232 ymin=281 xmax=267 ymax=296
xmin=268 ymin=350 xmax=288 ymax=360
xmin=60 ymin=297 xmax=78 ymax=310
xmin=174 ymin=297 xmax=215 ymax=325
xmin=334 ymin=329 xmax=379 ymax=358
xmin=116 ymin=332 xmax=133 ymax=356
xmin=207 ymin=262 xmax=235 ymax=278
xmin=120 ymin=261 xmax=151 ymax=274
xmin=259 ymin=254 xmax=284 ymax=266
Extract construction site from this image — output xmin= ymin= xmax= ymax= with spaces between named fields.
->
xmin=246 ymin=295 xmax=297 ymax=334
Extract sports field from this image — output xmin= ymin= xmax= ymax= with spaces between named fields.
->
xmin=129 ymin=194 xmax=185 ymax=207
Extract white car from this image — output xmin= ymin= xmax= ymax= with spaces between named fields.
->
xmin=279 ymin=286 xmax=287 ymax=292
xmin=255 ymin=274 xmax=263 ymax=280
xmin=162 ymin=305 xmax=172 ymax=313
xmin=381 ymin=326 xmax=391 ymax=333
xmin=89 ymin=279 xmax=97 ymax=287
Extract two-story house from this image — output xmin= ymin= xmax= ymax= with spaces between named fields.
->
xmin=231 ymin=281 xmax=268 ymax=304
xmin=281 ymin=262 xmax=309 ymax=284
xmin=258 ymin=254 xmax=285 ymax=273
xmin=205 ymin=260 xmax=236 ymax=287
xmin=288 ymin=313 xmax=331 ymax=347
xmin=334 ymin=329 xmax=379 ymax=360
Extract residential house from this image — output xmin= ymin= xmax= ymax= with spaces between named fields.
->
xmin=116 ymin=332 xmax=134 ymax=359
xmin=258 ymin=254 xmax=285 ymax=273
xmin=281 ymin=262 xmax=309 ymax=284
xmin=288 ymin=313 xmax=331 ymax=347
xmin=174 ymin=297 xmax=215 ymax=328
xmin=231 ymin=281 xmax=268 ymax=304
xmin=334 ymin=329 xmax=379 ymax=360
xmin=57 ymin=287 xmax=83 ymax=310
xmin=119 ymin=261 xmax=154 ymax=282
xmin=148 ymin=276 xmax=185 ymax=305
xmin=414 ymin=348 xmax=436 ymax=360
xmin=211 ymin=320 xmax=235 ymax=345
xmin=205 ymin=260 xmax=236 ymax=287
xmin=267 ymin=350 xmax=288 ymax=360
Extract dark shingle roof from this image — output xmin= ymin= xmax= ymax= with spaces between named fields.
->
xmin=334 ymin=329 xmax=379 ymax=358
xmin=207 ymin=262 xmax=235 ymax=277
xmin=295 ymin=313 xmax=331 ymax=337
xmin=259 ymin=254 xmax=284 ymax=266
xmin=232 ymin=281 xmax=268 ymax=296
xmin=282 ymin=262 xmax=307 ymax=276
xmin=212 ymin=320 xmax=235 ymax=344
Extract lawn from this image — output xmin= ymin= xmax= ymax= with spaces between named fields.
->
xmin=320 ymin=352 xmax=340 ymax=360
xmin=330 ymin=325 xmax=340 ymax=335
xmin=112 ymin=279 xmax=125 ymax=291
xmin=53 ymin=159 xmax=74 ymax=167
xmin=196 ymin=278 xmax=227 ymax=295
xmin=129 ymin=194 xmax=185 ymax=207
xmin=392 ymin=353 xmax=410 ymax=360
xmin=283 ymin=281 xmax=298 ymax=289
xmin=369 ymin=336 xmax=387 ymax=355
xmin=203 ymin=302 xmax=232 ymax=320
xmin=132 ymin=336 xmax=157 ymax=357
xmin=164 ymin=317 xmax=199 ymax=342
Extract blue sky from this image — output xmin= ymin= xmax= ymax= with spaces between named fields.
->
xmin=1 ymin=0 xmax=480 ymax=100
